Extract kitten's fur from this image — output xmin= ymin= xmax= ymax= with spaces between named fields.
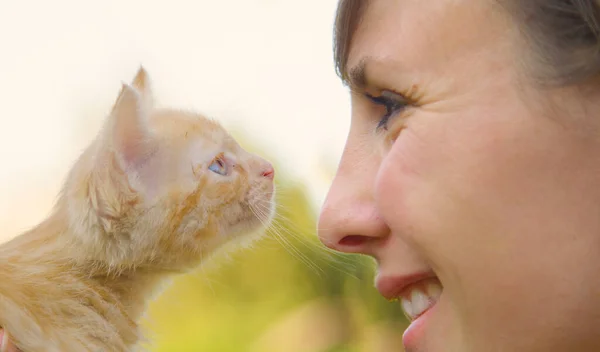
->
xmin=0 ymin=68 xmax=276 ymax=351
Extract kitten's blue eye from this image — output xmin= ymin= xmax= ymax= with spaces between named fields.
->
xmin=208 ymin=156 xmax=228 ymax=176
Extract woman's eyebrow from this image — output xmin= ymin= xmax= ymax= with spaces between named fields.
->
xmin=344 ymin=58 xmax=368 ymax=90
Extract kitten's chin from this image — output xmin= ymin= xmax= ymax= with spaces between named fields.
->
xmin=225 ymin=219 xmax=273 ymax=252
xmin=235 ymin=209 xmax=274 ymax=236
xmin=226 ymin=200 xmax=275 ymax=238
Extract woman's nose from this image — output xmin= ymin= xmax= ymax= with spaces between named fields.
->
xmin=318 ymin=196 xmax=389 ymax=255
xmin=318 ymin=143 xmax=389 ymax=255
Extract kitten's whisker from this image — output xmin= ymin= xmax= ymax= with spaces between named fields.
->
xmin=251 ymin=205 xmax=325 ymax=276
xmin=252 ymin=193 xmax=364 ymax=281
xmin=255 ymin=203 xmax=324 ymax=248
xmin=267 ymin=220 xmax=361 ymax=280
xmin=255 ymin=207 xmax=363 ymax=280
xmin=250 ymin=206 xmax=323 ymax=275
xmin=196 ymin=255 xmax=216 ymax=297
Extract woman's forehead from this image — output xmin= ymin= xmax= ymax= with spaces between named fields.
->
xmin=344 ymin=0 xmax=510 ymax=80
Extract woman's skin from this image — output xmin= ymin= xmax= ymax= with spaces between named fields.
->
xmin=0 ymin=329 xmax=18 ymax=352
xmin=319 ymin=0 xmax=600 ymax=351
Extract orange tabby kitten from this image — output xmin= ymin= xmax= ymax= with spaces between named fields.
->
xmin=0 ymin=67 xmax=276 ymax=351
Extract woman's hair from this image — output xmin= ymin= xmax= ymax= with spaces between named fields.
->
xmin=333 ymin=0 xmax=600 ymax=86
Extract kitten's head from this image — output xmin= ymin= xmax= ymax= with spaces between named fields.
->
xmin=62 ymin=68 xmax=275 ymax=269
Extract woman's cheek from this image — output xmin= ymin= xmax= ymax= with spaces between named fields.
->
xmin=374 ymin=127 xmax=431 ymax=234
xmin=375 ymin=123 xmax=470 ymax=254
xmin=383 ymin=126 xmax=426 ymax=177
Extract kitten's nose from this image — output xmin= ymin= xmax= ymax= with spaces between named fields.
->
xmin=261 ymin=164 xmax=275 ymax=180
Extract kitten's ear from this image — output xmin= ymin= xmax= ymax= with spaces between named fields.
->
xmin=107 ymin=83 xmax=157 ymax=171
xmin=130 ymin=66 xmax=154 ymax=107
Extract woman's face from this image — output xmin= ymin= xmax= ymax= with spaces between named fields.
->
xmin=318 ymin=1 xmax=600 ymax=351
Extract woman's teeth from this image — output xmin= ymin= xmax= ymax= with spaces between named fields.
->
xmin=400 ymin=281 xmax=443 ymax=321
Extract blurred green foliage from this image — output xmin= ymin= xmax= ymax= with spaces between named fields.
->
xmin=140 ymin=146 xmax=408 ymax=352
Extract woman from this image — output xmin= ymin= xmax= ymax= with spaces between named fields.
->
xmin=318 ymin=0 xmax=600 ymax=351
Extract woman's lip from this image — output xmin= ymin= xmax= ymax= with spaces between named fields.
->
xmin=375 ymin=271 xmax=437 ymax=300
xmin=402 ymin=299 xmax=438 ymax=349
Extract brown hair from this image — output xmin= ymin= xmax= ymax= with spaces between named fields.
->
xmin=333 ymin=0 xmax=600 ymax=86
xmin=333 ymin=0 xmax=365 ymax=83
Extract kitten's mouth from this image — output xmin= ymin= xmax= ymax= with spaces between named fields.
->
xmin=236 ymin=175 xmax=276 ymax=234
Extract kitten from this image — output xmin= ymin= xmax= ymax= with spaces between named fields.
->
xmin=0 ymin=67 xmax=276 ymax=351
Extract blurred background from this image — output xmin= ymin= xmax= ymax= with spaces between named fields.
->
xmin=0 ymin=0 xmax=408 ymax=350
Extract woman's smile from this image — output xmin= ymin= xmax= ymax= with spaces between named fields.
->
xmin=376 ymin=273 xmax=443 ymax=346
xmin=397 ymin=279 xmax=442 ymax=322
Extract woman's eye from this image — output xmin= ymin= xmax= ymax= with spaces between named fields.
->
xmin=366 ymin=91 xmax=409 ymax=131
xmin=208 ymin=156 xmax=228 ymax=176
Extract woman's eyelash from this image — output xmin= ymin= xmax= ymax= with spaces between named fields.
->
xmin=366 ymin=92 xmax=409 ymax=131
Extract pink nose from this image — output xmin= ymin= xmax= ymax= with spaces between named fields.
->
xmin=261 ymin=165 xmax=275 ymax=180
